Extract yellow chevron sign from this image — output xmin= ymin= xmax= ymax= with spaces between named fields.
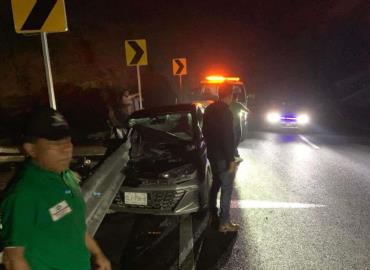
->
xmin=172 ymin=58 xmax=187 ymax=76
xmin=125 ymin=39 xmax=148 ymax=66
xmin=11 ymin=0 xmax=68 ymax=33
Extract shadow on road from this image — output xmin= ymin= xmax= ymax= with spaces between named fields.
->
xmin=94 ymin=213 xmax=137 ymax=270
xmin=96 ymin=210 xmax=243 ymax=270
xmin=119 ymin=215 xmax=179 ymax=270
xmin=195 ymin=227 xmax=238 ymax=270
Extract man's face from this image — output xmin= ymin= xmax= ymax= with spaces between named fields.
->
xmin=24 ymin=137 xmax=73 ymax=173
xmin=221 ymin=94 xmax=233 ymax=105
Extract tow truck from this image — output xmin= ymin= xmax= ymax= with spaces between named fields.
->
xmin=192 ymin=75 xmax=250 ymax=140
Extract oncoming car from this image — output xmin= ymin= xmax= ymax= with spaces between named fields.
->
xmin=264 ymin=101 xmax=311 ymax=130
xmin=111 ymin=104 xmax=212 ymax=215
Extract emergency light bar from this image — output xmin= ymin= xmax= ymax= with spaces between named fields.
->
xmin=205 ymin=76 xmax=240 ymax=83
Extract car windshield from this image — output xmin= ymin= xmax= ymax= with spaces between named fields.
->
xmin=232 ymin=85 xmax=246 ymax=103
xmin=129 ymin=112 xmax=194 ymax=141
xmin=202 ymin=84 xmax=246 ymax=103
xmin=202 ymin=84 xmax=219 ymax=98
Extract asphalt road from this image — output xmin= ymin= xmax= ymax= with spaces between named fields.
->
xmin=96 ymin=130 xmax=370 ymax=270
xmin=208 ymin=131 xmax=370 ymax=270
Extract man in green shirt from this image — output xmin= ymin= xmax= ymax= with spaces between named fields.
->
xmin=1 ymin=107 xmax=111 ymax=270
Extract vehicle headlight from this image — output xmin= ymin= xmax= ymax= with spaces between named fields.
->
xmin=239 ymin=110 xmax=247 ymax=120
xmin=266 ymin=112 xmax=281 ymax=123
xmin=160 ymin=164 xmax=197 ymax=183
xmin=297 ymin=114 xmax=310 ymax=125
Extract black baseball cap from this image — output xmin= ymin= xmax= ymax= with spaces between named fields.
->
xmin=23 ymin=107 xmax=71 ymax=142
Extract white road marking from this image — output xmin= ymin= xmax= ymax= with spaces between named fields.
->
xmin=227 ymin=200 xmax=326 ymax=209
xmin=179 ymin=215 xmax=195 ymax=270
xmin=174 ymin=214 xmax=209 ymax=270
xmin=299 ymin=135 xmax=320 ymax=149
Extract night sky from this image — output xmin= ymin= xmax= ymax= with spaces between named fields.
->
xmin=0 ymin=0 xmax=369 ymax=115
xmin=67 ymin=0 xmax=369 ymax=94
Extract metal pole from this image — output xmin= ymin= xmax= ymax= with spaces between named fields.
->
xmin=178 ymin=75 xmax=183 ymax=104
xmin=179 ymin=75 xmax=183 ymax=91
xmin=41 ymin=32 xmax=57 ymax=109
xmin=136 ymin=65 xmax=143 ymax=109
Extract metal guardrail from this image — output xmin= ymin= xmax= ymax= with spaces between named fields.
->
xmin=83 ymin=138 xmax=131 ymax=236
xmin=0 ymin=146 xmax=107 ymax=163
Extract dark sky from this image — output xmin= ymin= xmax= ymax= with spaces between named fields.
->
xmin=1 ymin=0 xmax=369 ymax=103
xmin=73 ymin=0 xmax=370 ymax=99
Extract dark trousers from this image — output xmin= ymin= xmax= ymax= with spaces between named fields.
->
xmin=208 ymin=158 xmax=235 ymax=225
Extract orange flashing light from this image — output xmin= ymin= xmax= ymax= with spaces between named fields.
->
xmin=205 ymin=75 xmax=226 ymax=83
xmin=225 ymin=77 xmax=240 ymax=82
xmin=205 ymin=75 xmax=240 ymax=83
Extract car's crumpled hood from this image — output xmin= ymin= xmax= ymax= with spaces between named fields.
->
xmin=123 ymin=125 xmax=194 ymax=184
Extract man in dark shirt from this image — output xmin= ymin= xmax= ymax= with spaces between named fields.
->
xmin=203 ymin=84 xmax=239 ymax=233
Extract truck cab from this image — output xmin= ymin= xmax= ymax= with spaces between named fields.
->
xmin=193 ymin=75 xmax=250 ymax=140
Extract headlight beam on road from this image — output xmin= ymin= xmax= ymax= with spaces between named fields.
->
xmin=225 ymin=200 xmax=326 ymax=209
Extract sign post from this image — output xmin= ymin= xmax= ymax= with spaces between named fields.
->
xmin=172 ymin=58 xmax=187 ymax=92
xmin=136 ymin=65 xmax=143 ymax=109
xmin=11 ymin=0 xmax=68 ymax=109
xmin=179 ymin=75 xmax=183 ymax=91
xmin=41 ymin=33 xmax=57 ymax=109
xmin=125 ymin=39 xmax=148 ymax=109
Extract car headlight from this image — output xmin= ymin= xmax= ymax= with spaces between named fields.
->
xmin=297 ymin=114 xmax=310 ymax=125
xmin=160 ymin=164 xmax=197 ymax=183
xmin=266 ymin=112 xmax=281 ymax=123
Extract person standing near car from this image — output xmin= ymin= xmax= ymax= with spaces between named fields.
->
xmin=0 ymin=107 xmax=111 ymax=270
xmin=202 ymin=84 xmax=239 ymax=233
xmin=121 ymin=90 xmax=139 ymax=117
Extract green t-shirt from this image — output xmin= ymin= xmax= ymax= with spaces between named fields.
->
xmin=0 ymin=160 xmax=90 ymax=270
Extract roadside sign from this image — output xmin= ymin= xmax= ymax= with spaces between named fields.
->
xmin=11 ymin=0 xmax=68 ymax=33
xmin=172 ymin=58 xmax=187 ymax=94
xmin=125 ymin=39 xmax=148 ymax=66
xmin=124 ymin=39 xmax=148 ymax=109
xmin=172 ymin=58 xmax=187 ymax=76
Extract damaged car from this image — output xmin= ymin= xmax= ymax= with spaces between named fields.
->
xmin=111 ymin=104 xmax=212 ymax=215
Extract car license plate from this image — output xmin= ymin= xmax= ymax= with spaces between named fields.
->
xmin=124 ymin=192 xmax=148 ymax=206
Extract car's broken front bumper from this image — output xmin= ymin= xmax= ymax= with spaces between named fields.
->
xmin=110 ymin=179 xmax=201 ymax=215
